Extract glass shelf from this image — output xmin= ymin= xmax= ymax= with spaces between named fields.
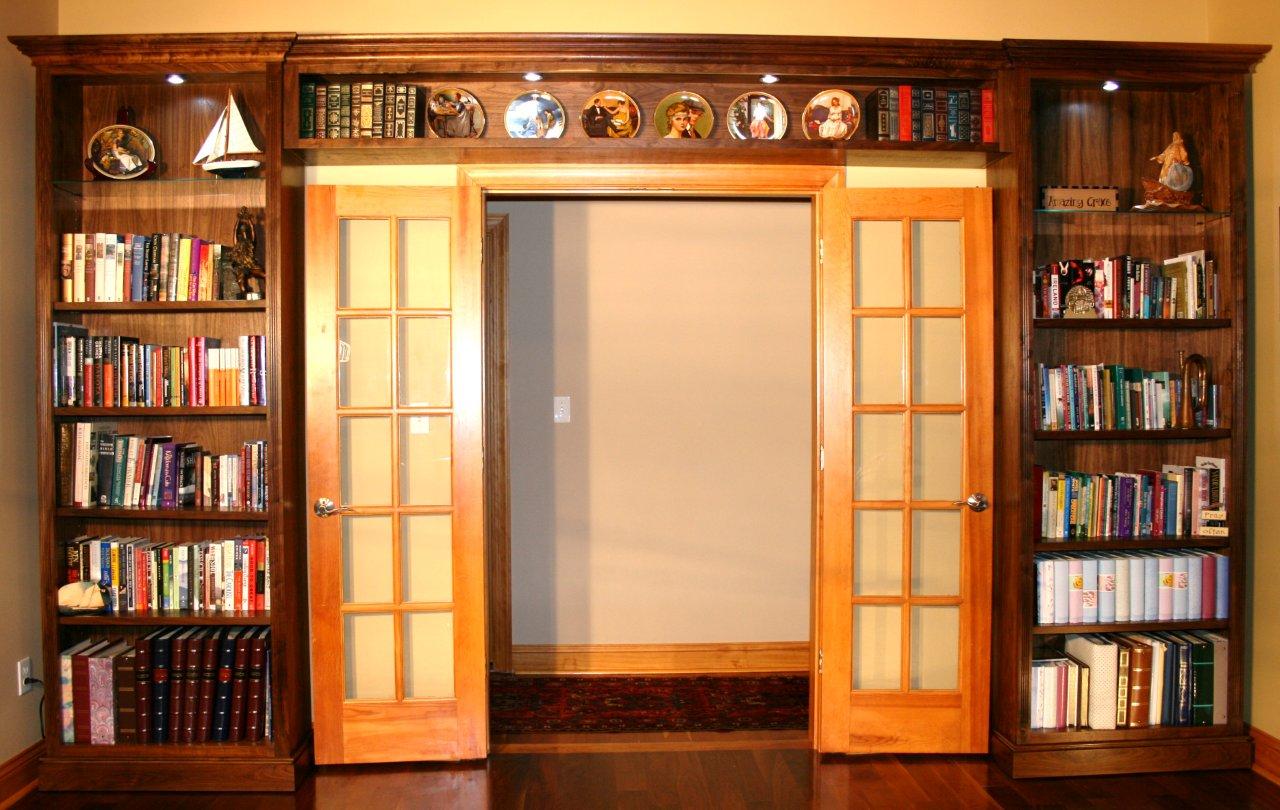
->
xmin=51 ymin=176 xmax=266 ymax=206
xmin=1034 ymin=208 xmax=1230 ymax=222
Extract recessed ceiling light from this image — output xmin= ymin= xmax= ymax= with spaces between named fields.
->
xmin=760 ymin=74 xmax=779 ymax=84
xmin=166 ymin=73 xmax=185 ymax=85
xmin=1102 ymin=80 xmax=1120 ymax=92
xmin=523 ymin=72 xmax=543 ymax=82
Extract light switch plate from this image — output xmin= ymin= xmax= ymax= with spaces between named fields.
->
xmin=554 ymin=396 xmax=571 ymax=423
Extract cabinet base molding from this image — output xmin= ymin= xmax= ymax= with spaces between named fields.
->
xmin=991 ymin=730 xmax=1253 ymax=779
xmin=0 ymin=742 xmax=40 ymax=809
xmin=1250 ymin=725 xmax=1280 ymax=785
xmin=38 ymin=737 xmax=313 ymax=793
xmin=510 ymin=642 xmax=809 ymax=674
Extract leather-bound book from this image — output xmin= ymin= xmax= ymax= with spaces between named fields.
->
xmin=245 ymin=628 xmax=269 ymax=741
xmin=134 ymin=628 xmax=163 ymax=743
xmin=211 ymin=627 xmax=243 ymax=741
xmin=227 ymin=628 xmax=253 ymax=741
xmin=180 ymin=629 xmax=208 ymax=742
xmin=196 ymin=628 xmax=222 ymax=742
xmin=1120 ymin=635 xmax=1153 ymax=728
xmin=166 ymin=628 xmax=193 ymax=742
xmin=149 ymin=627 xmax=180 ymax=743
xmin=113 ymin=645 xmax=138 ymax=743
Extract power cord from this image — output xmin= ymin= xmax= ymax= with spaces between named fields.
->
xmin=26 ymin=677 xmax=44 ymax=738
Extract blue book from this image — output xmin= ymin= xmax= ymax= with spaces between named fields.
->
xmin=1215 ymin=554 xmax=1229 ymax=618
xmin=1143 ymin=556 xmax=1160 ymax=621
xmin=1187 ymin=552 xmax=1203 ymax=619
xmin=1098 ymin=556 xmax=1116 ymax=623
xmin=130 ymin=235 xmax=146 ymax=301
xmin=1129 ymin=554 xmax=1146 ymax=620
xmin=1172 ymin=556 xmax=1190 ymax=620
xmin=1053 ymin=558 xmax=1071 ymax=624
xmin=211 ymin=627 xmax=243 ymax=741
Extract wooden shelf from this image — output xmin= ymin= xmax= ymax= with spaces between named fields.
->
xmin=55 ymin=507 xmax=268 ymax=522
xmin=1033 ymin=428 xmax=1230 ymax=440
xmin=59 ymin=611 xmax=271 ymax=626
xmin=54 ymin=406 xmax=268 ymax=417
xmin=51 ymin=741 xmax=275 ymax=758
xmin=53 ymin=301 xmax=267 ymax=313
xmin=1032 ymin=619 xmax=1228 ymax=635
xmin=1032 ymin=318 xmax=1230 ymax=330
xmin=1033 ymin=537 xmax=1230 ymax=552
xmin=1024 ymin=725 xmax=1237 ymax=744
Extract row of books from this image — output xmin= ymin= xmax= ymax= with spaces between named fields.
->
xmin=1032 ymin=631 xmax=1227 ymax=731
xmin=863 ymin=86 xmax=996 ymax=143
xmin=53 ymin=325 xmax=268 ymax=408
xmin=60 ymin=627 xmax=270 ymax=745
xmin=1033 ymin=250 xmax=1220 ymax=320
xmin=301 ymin=81 xmax=420 ymax=139
xmin=59 ymin=232 xmax=243 ymax=304
xmin=1038 ymin=457 xmax=1228 ymax=540
xmin=1035 ymin=551 xmax=1228 ymax=625
xmin=66 ymin=535 xmax=269 ymax=614
xmin=59 ymin=422 xmax=268 ymax=512
xmin=1037 ymin=362 xmax=1221 ymax=431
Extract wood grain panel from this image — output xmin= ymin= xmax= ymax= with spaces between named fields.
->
xmin=510 ymin=643 xmax=809 ymax=674
xmin=483 ymin=215 xmax=512 ymax=673
xmin=1252 ymin=725 xmax=1280 ymax=786
xmin=340 ymin=701 xmax=462 ymax=763
xmin=0 ymin=743 xmax=40 ymax=810
xmin=490 ymin=729 xmax=809 ymax=754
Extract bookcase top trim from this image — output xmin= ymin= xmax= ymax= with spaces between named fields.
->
xmin=9 ymin=33 xmax=297 ymax=67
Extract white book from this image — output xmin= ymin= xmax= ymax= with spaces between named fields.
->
xmin=1065 ymin=634 xmax=1118 ymax=730
xmin=1115 ymin=557 xmax=1130 ymax=622
xmin=239 ymin=336 xmax=251 ymax=406
xmin=72 ymin=233 xmax=87 ymax=302
xmin=1202 ymin=631 xmax=1230 ymax=725
xmin=1037 ymin=558 xmax=1055 ymax=624
xmin=223 ymin=539 xmax=235 ymax=610
xmin=1031 ymin=664 xmax=1044 ymax=730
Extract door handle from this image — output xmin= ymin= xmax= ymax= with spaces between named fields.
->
xmin=953 ymin=492 xmax=989 ymax=512
xmin=313 ymin=497 xmax=353 ymax=518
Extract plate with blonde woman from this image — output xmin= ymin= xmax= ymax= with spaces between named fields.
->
xmin=581 ymin=90 xmax=640 ymax=138
xmin=654 ymin=91 xmax=714 ymax=139
xmin=802 ymin=89 xmax=859 ymax=141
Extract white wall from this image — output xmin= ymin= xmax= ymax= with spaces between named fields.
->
xmin=493 ymin=199 xmax=813 ymax=644
xmin=0 ymin=0 xmax=58 ymax=761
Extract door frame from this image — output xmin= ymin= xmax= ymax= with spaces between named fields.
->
xmin=460 ymin=163 xmax=843 ymax=746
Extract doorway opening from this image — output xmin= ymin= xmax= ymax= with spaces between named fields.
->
xmin=483 ymin=196 xmax=815 ymax=742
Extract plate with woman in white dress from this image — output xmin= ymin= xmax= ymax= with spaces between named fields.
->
xmin=802 ymin=89 xmax=859 ymax=141
xmin=505 ymin=91 xmax=566 ymax=139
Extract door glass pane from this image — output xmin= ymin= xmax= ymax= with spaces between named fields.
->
xmin=340 ymin=219 xmax=392 ymax=309
xmin=398 ymin=316 xmax=452 ymax=407
xmin=855 ymin=317 xmax=905 ymax=404
xmin=399 ymin=219 xmax=451 ymax=309
xmin=853 ymin=605 xmax=901 ymax=690
xmin=912 ymin=510 xmax=962 ymax=596
xmin=854 ymin=220 xmax=904 ymax=308
xmin=400 ymin=415 xmax=452 ymax=505
xmin=341 ymin=516 xmax=394 ymax=604
xmin=912 ymin=220 xmax=963 ymax=308
xmin=855 ymin=413 xmax=903 ymax=501
xmin=913 ymin=413 xmax=962 ymax=501
xmin=344 ymin=613 xmax=395 ymax=699
xmin=341 ymin=417 xmax=393 ymax=506
xmin=404 ymin=612 xmax=455 ymax=698
xmin=910 ymin=606 xmax=960 ymax=690
xmin=338 ymin=317 xmax=392 ymax=408
xmin=913 ymin=317 xmax=964 ymax=404
xmin=854 ymin=509 xmax=902 ymax=595
xmin=403 ymin=514 xmax=453 ymax=603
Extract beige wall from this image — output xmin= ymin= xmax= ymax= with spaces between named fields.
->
xmin=493 ymin=200 xmax=812 ymax=644
xmin=1208 ymin=1 xmax=1280 ymax=733
xmin=0 ymin=0 xmax=57 ymax=762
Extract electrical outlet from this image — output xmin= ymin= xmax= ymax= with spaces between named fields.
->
xmin=16 ymin=657 xmax=32 ymax=697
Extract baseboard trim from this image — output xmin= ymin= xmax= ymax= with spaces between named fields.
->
xmin=1250 ymin=724 xmax=1280 ymax=785
xmin=509 ymin=642 xmax=810 ymax=674
xmin=0 ymin=742 xmax=41 ymax=810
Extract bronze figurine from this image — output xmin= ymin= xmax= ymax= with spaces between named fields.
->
xmin=231 ymin=206 xmax=265 ymax=299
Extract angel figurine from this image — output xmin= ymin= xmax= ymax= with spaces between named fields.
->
xmin=230 ymin=206 xmax=266 ymax=299
xmin=1135 ymin=131 xmax=1204 ymax=211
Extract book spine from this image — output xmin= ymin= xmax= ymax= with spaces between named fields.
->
xmin=300 ymin=80 xmax=316 ymax=139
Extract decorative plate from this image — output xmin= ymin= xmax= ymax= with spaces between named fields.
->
xmin=802 ymin=89 xmax=860 ymax=141
xmin=427 ymin=88 xmax=486 ymax=139
xmin=505 ymin=91 xmax=567 ymax=139
xmin=726 ymin=92 xmax=788 ymax=140
xmin=653 ymin=91 xmax=714 ymax=139
xmin=580 ymin=90 xmax=641 ymax=139
xmin=85 ymin=124 xmax=155 ymax=180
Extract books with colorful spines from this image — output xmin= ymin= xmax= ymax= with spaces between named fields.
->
xmin=1064 ymin=634 xmax=1118 ymax=729
xmin=181 ymin=628 xmax=208 ymax=742
xmin=149 ymin=627 xmax=179 ymax=742
xmin=228 ymin=626 xmax=253 ymax=740
xmin=88 ymin=639 xmax=130 ymax=744
xmin=246 ymin=627 xmax=269 ymax=740
xmin=211 ymin=627 xmax=244 ymax=741
xmin=196 ymin=628 xmax=223 ymax=741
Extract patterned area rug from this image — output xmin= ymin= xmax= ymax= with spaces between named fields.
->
xmin=489 ymin=673 xmax=809 ymax=733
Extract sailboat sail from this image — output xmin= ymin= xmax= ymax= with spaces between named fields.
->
xmin=194 ymin=92 xmax=263 ymax=174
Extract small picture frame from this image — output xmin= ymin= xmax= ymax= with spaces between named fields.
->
xmin=85 ymin=124 xmax=156 ymax=180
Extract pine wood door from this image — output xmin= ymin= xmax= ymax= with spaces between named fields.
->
xmin=305 ymin=185 xmax=486 ymax=763
xmin=815 ymin=187 xmax=994 ymax=753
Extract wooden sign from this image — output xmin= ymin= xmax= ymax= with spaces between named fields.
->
xmin=1041 ymin=185 xmax=1119 ymax=211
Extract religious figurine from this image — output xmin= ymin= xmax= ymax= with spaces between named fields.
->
xmin=230 ymin=206 xmax=265 ymax=299
xmin=1179 ymin=351 xmax=1209 ymax=428
xmin=1134 ymin=131 xmax=1205 ymax=211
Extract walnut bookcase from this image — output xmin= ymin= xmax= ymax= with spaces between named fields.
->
xmin=11 ymin=35 xmax=310 ymax=792
xmin=989 ymin=41 xmax=1268 ymax=777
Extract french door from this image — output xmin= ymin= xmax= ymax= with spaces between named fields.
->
xmin=305 ymin=185 xmax=486 ymax=763
xmin=816 ymin=187 xmax=994 ymax=753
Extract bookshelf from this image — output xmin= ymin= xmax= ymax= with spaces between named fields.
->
xmin=11 ymin=35 xmax=309 ymax=791
xmin=990 ymin=41 xmax=1268 ymax=777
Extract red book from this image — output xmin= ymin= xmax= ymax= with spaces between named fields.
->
xmin=898 ymin=84 xmax=912 ymax=141
xmin=72 ymin=639 xmax=112 ymax=743
xmin=196 ymin=628 xmax=222 ymax=742
xmin=228 ymin=629 xmax=252 ymax=741
xmin=167 ymin=628 xmax=195 ymax=742
xmin=1202 ymin=554 xmax=1217 ymax=620
xmin=245 ymin=628 xmax=269 ymax=741
xmin=133 ymin=629 xmax=161 ymax=743
xmin=181 ymin=629 xmax=207 ymax=742
xmin=981 ymin=88 xmax=996 ymax=143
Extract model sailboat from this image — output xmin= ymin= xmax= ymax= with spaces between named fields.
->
xmin=193 ymin=92 xmax=262 ymax=176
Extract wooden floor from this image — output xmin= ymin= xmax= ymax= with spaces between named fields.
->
xmin=17 ymin=734 xmax=1280 ymax=808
